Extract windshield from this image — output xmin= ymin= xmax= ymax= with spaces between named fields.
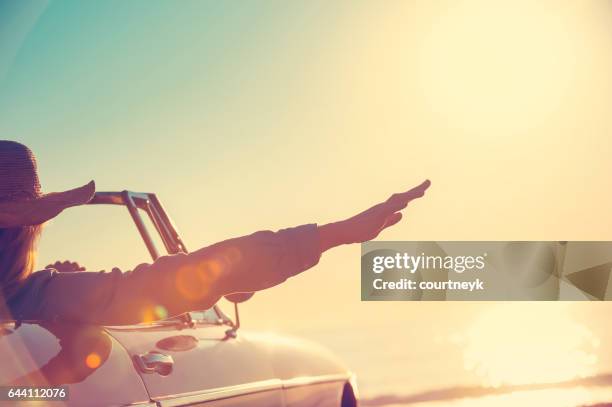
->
xmin=38 ymin=204 xmax=151 ymax=272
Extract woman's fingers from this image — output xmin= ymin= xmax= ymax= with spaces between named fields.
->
xmin=385 ymin=179 xmax=431 ymax=211
xmin=46 ymin=260 xmax=85 ymax=272
xmin=388 ymin=179 xmax=431 ymax=203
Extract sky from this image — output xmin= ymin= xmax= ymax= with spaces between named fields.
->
xmin=3 ymin=0 xmax=612 ymax=398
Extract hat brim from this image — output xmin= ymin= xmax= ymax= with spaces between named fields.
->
xmin=0 ymin=181 xmax=95 ymax=228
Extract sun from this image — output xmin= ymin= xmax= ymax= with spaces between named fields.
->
xmin=416 ymin=0 xmax=583 ymax=137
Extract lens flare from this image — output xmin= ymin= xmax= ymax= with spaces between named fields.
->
xmin=154 ymin=305 xmax=168 ymax=319
xmin=175 ymin=260 xmax=222 ymax=301
xmin=85 ymin=352 xmax=101 ymax=369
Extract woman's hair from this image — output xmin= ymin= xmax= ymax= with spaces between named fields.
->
xmin=0 ymin=225 xmax=42 ymax=301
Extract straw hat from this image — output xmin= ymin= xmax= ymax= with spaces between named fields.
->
xmin=0 ymin=141 xmax=95 ymax=228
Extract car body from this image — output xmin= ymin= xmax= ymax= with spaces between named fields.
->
xmin=0 ymin=191 xmax=358 ymax=406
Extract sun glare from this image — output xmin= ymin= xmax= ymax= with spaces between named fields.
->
xmin=461 ymin=304 xmax=599 ymax=388
xmin=416 ymin=0 xmax=587 ymax=136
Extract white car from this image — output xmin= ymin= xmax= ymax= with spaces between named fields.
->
xmin=0 ymin=190 xmax=358 ymax=406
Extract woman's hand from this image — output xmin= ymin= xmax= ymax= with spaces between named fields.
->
xmin=318 ymin=180 xmax=431 ymax=252
xmin=46 ymin=260 xmax=86 ymax=273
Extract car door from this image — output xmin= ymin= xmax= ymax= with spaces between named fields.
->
xmin=106 ymin=310 xmax=285 ymax=407
xmin=0 ymin=321 xmax=152 ymax=406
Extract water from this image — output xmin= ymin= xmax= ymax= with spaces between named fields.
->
xmin=289 ymin=303 xmax=612 ymax=406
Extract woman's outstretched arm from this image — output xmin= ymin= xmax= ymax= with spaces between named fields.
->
xmin=10 ymin=180 xmax=430 ymax=325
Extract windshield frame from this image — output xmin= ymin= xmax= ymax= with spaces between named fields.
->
xmin=88 ymin=190 xmax=226 ymax=325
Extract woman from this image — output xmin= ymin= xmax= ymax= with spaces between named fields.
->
xmin=0 ymin=140 xmax=430 ymax=325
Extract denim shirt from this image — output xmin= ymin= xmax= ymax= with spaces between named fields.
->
xmin=5 ymin=224 xmax=321 ymax=325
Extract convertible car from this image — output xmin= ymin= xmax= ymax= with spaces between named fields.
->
xmin=0 ymin=191 xmax=358 ymax=406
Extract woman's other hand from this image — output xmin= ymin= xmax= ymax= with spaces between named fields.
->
xmin=46 ymin=260 xmax=86 ymax=273
xmin=318 ymin=180 xmax=431 ymax=252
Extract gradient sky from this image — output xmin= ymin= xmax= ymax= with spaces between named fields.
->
xmin=3 ymin=0 xmax=612 ymax=397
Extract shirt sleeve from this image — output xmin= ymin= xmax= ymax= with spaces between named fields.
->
xmin=9 ymin=224 xmax=321 ymax=325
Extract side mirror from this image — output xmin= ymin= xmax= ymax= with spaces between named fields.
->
xmin=223 ymin=292 xmax=255 ymax=304
xmin=222 ymin=292 xmax=254 ymax=339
